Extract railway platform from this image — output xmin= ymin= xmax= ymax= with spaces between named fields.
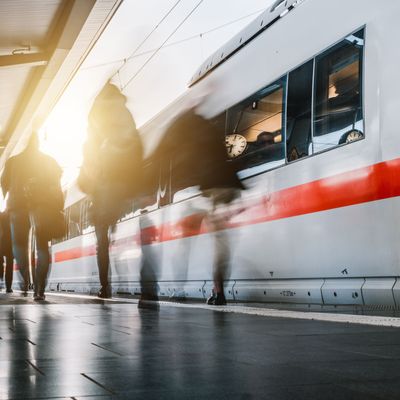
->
xmin=1 ymin=292 xmax=400 ymax=399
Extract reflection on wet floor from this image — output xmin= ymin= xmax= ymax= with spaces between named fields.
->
xmin=0 ymin=291 xmax=122 ymax=305
xmin=1 ymin=293 xmax=400 ymax=399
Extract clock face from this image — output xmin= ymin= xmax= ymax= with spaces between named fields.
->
xmin=345 ymin=130 xmax=363 ymax=143
xmin=225 ymin=134 xmax=247 ymax=158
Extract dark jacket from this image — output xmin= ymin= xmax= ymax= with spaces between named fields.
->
xmin=1 ymin=149 xmax=63 ymax=212
xmin=77 ymin=82 xmax=143 ymax=225
xmin=154 ymin=109 xmax=244 ymax=196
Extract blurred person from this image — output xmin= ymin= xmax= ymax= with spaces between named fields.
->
xmin=155 ymin=109 xmax=244 ymax=305
xmin=204 ymin=189 xmax=238 ymax=305
xmin=0 ymin=210 xmax=13 ymax=292
xmin=135 ymin=161 xmax=164 ymax=307
xmin=78 ymin=81 xmax=143 ymax=299
xmin=1 ymin=133 xmax=64 ymax=300
xmin=168 ymin=210 xmax=205 ymax=301
xmin=138 ymin=207 xmax=160 ymax=307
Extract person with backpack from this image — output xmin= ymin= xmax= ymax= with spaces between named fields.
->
xmin=78 ymin=81 xmax=143 ymax=298
xmin=1 ymin=132 xmax=64 ymax=300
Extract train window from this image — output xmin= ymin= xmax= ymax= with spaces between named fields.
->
xmin=138 ymin=161 xmax=160 ymax=212
xmin=171 ymin=158 xmax=202 ymax=203
xmin=118 ymin=199 xmax=136 ymax=221
xmin=313 ymin=29 xmax=364 ymax=152
xmin=67 ymin=202 xmax=81 ymax=239
xmin=172 ymin=186 xmax=201 ymax=203
xmin=226 ymin=77 xmax=286 ymax=177
xmin=286 ymin=59 xmax=313 ymax=162
xmin=81 ymin=199 xmax=94 ymax=234
xmin=52 ymin=209 xmax=68 ymax=244
xmin=158 ymin=158 xmax=171 ymax=207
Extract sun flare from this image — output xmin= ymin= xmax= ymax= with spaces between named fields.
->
xmin=40 ymin=106 xmax=88 ymax=188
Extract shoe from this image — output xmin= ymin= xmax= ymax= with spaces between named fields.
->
xmin=207 ymin=292 xmax=227 ymax=306
xmin=20 ymin=283 xmax=29 ymax=297
xmin=206 ymin=294 xmax=216 ymax=305
xmin=6 ymin=288 xmax=13 ymax=293
xmin=215 ymin=293 xmax=227 ymax=305
xmin=97 ymin=286 xmax=111 ymax=299
xmin=33 ymin=294 xmax=46 ymax=301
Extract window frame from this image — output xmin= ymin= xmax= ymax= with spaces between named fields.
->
xmin=311 ymin=28 xmax=365 ymax=155
xmin=233 ymin=25 xmax=366 ymax=181
xmin=225 ymin=76 xmax=288 ymax=179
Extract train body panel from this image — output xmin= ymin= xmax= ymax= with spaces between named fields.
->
xmin=43 ymin=0 xmax=400 ymax=306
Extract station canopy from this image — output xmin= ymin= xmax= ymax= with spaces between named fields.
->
xmin=0 ymin=0 xmax=122 ymax=167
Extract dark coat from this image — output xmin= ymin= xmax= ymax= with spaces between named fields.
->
xmin=154 ymin=109 xmax=243 ymax=198
xmin=1 ymin=149 xmax=63 ymax=212
xmin=78 ymin=82 xmax=143 ymax=226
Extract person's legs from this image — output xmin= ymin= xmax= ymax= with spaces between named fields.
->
xmin=0 ymin=255 xmax=4 ymax=283
xmin=34 ymin=231 xmax=50 ymax=299
xmin=212 ymin=228 xmax=230 ymax=305
xmin=206 ymin=189 xmax=233 ymax=306
xmin=5 ymin=254 xmax=14 ymax=292
xmin=95 ymin=222 xmax=111 ymax=297
xmin=9 ymin=211 xmax=30 ymax=293
xmin=30 ymin=208 xmax=51 ymax=299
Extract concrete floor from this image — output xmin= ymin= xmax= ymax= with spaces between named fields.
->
xmin=1 ymin=292 xmax=400 ymax=399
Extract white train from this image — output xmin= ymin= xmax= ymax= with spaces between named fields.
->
xmin=45 ymin=0 xmax=400 ymax=306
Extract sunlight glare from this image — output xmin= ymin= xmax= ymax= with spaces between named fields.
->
xmin=40 ymin=105 xmax=88 ymax=188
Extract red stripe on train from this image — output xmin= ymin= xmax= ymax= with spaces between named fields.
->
xmin=228 ymin=158 xmax=400 ymax=228
xmin=54 ymin=244 xmax=96 ymax=263
xmin=53 ymin=158 xmax=400 ymax=261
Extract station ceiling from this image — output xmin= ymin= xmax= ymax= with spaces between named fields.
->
xmin=0 ymin=0 xmax=122 ymax=167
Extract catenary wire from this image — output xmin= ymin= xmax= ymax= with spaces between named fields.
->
xmin=111 ymin=0 xmax=183 ymax=81
xmin=121 ymin=0 xmax=205 ymax=90
xmin=81 ymin=8 xmax=266 ymax=72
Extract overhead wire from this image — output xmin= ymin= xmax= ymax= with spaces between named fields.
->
xmin=127 ymin=0 xmax=182 ymax=61
xmin=121 ymin=0 xmax=205 ymax=90
xmin=111 ymin=0 xmax=183 ymax=83
xmin=81 ymin=8 xmax=266 ymax=73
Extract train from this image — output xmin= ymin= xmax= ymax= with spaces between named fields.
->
xmin=38 ymin=0 xmax=400 ymax=306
